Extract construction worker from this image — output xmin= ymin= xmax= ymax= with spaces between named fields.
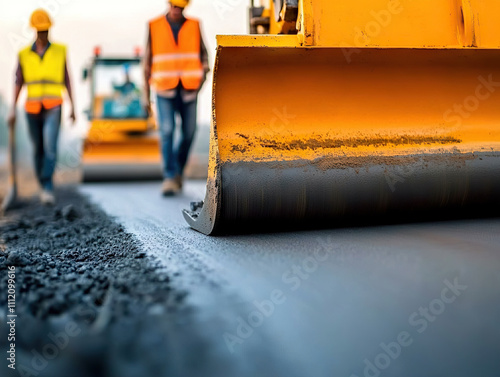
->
xmin=112 ymin=64 xmax=142 ymax=118
xmin=114 ymin=64 xmax=138 ymax=97
xmin=145 ymin=0 xmax=210 ymax=196
xmin=7 ymin=9 xmax=76 ymax=205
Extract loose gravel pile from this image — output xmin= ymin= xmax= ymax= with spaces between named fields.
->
xmin=0 ymin=188 xmax=195 ymax=377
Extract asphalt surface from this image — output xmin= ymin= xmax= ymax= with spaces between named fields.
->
xmin=82 ymin=181 xmax=500 ymax=377
xmin=0 ymin=189 xmax=189 ymax=377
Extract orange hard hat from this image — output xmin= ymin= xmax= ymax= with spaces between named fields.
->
xmin=30 ymin=9 xmax=52 ymax=31
xmin=170 ymin=0 xmax=190 ymax=8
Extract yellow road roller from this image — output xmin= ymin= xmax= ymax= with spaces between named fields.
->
xmin=82 ymin=48 xmax=161 ymax=181
xmin=184 ymin=0 xmax=500 ymax=235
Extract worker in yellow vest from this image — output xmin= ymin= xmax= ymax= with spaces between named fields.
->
xmin=144 ymin=0 xmax=210 ymax=196
xmin=7 ymin=9 xmax=76 ymax=205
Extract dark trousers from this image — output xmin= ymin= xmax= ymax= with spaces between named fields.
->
xmin=26 ymin=106 xmax=61 ymax=191
xmin=156 ymin=93 xmax=198 ymax=179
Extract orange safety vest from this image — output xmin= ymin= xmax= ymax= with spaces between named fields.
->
xmin=149 ymin=16 xmax=204 ymax=91
xmin=19 ymin=43 xmax=66 ymax=114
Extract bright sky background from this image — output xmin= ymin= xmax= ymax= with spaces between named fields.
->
xmin=0 ymin=0 xmax=249 ymax=135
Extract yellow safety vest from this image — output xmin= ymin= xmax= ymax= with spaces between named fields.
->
xmin=19 ymin=43 xmax=66 ymax=114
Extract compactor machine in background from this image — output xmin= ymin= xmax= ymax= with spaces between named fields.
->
xmin=81 ymin=48 xmax=161 ymax=181
xmin=184 ymin=0 xmax=500 ymax=235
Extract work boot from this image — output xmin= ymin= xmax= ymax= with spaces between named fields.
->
xmin=175 ymin=175 xmax=184 ymax=190
xmin=40 ymin=190 xmax=56 ymax=206
xmin=162 ymin=178 xmax=181 ymax=197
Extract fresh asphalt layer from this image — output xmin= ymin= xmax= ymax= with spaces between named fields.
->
xmin=81 ymin=181 xmax=500 ymax=377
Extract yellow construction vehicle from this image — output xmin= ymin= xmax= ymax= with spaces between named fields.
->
xmin=82 ymin=48 xmax=161 ymax=181
xmin=184 ymin=0 xmax=500 ymax=235
xmin=249 ymin=0 xmax=298 ymax=34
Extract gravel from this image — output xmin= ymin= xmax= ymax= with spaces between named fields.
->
xmin=0 ymin=188 xmax=193 ymax=377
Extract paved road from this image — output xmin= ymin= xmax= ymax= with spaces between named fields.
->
xmin=82 ymin=181 xmax=500 ymax=377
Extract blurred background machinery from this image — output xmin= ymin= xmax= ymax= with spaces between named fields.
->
xmin=81 ymin=47 xmax=161 ymax=181
xmin=249 ymin=0 xmax=298 ymax=34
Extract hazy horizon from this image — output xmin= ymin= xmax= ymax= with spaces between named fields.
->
xmin=0 ymin=0 xmax=249 ymax=134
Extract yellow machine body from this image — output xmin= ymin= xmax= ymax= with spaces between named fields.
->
xmin=184 ymin=0 xmax=500 ymax=235
xmin=82 ymin=118 xmax=161 ymax=181
xmin=83 ymin=119 xmax=159 ymax=161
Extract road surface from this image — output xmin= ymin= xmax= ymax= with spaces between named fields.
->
xmin=81 ymin=181 xmax=500 ymax=377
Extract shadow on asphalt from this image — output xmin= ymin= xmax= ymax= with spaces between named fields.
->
xmin=213 ymin=205 xmax=500 ymax=236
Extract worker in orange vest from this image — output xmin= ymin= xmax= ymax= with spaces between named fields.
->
xmin=144 ymin=0 xmax=210 ymax=196
xmin=7 ymin=9 xmax=76 ymax=205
